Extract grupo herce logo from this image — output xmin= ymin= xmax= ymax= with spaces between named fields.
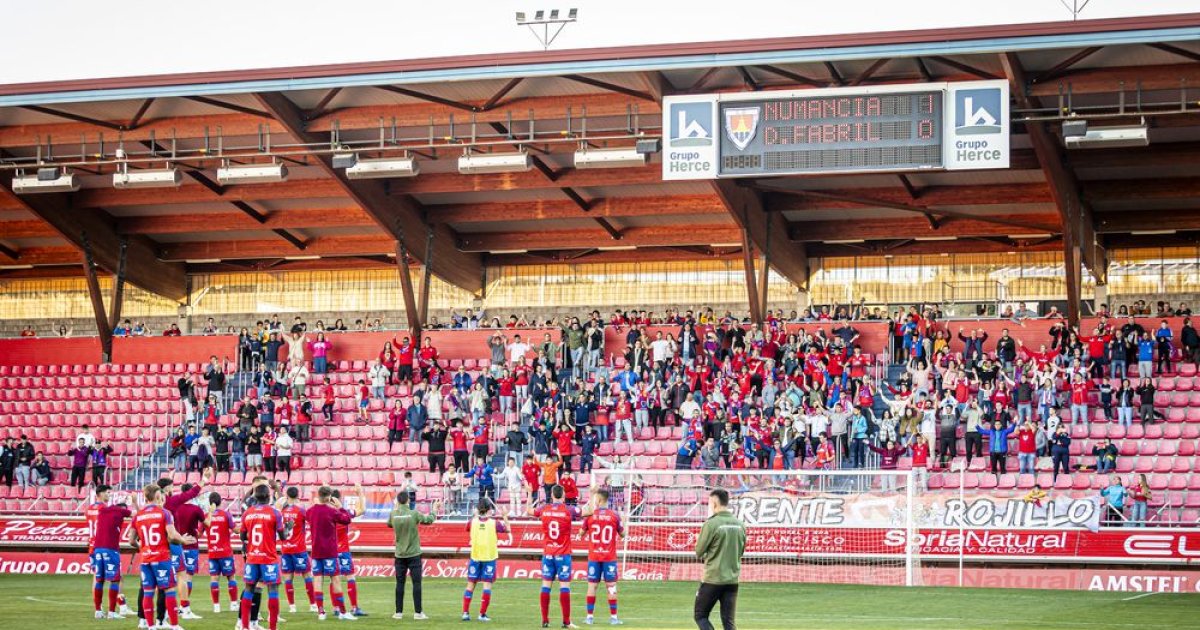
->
xmin=955 ymin=88 xmax=1002 ymax=135
xmin=670 ymin=101 xmax=713 ymax=147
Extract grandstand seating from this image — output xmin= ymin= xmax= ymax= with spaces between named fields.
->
xmin=0 ymin=337 xmax=1197 ymax=525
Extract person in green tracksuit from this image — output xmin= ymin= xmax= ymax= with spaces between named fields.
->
xmin=693 ymin=488 xmax=747 ymax=630
xmin=387 ymin=491 xmax=440 ymax=620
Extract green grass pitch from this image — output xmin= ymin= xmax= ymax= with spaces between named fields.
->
xmin=5 ymin=574 xmax=1198 ymax=629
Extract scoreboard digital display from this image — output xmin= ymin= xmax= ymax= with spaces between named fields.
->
xmin=662 ymin=81 xmax=1009 ymax=181
xmin=718 ymin=91 xmax=944 ymax=177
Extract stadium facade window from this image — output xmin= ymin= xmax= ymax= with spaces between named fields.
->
xmin=0 ymin=248 xmax=1196 ymax=323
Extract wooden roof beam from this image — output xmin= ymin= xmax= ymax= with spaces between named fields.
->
xmin=458 ymin=224 xmax=740 ymax=252
xmin=788 ymin=214 xmax=1061 ymax=241
xmin=253 ymin=91 xmax=483 ymax=292
xmin=0 ymin=186 xmax=185 ymax=299
xmin=711 ymin=180 xmax=809 ymax=290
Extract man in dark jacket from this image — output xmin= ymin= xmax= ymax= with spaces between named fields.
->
xmin=503 ymin=423 xmax=528 ymax=467
xmin=421 ymin=421 xmax=448 ymax=473
xmin=0 ymin=438 xmax=15 ymax=486
xmin=204 ymin=357 xmax=227 ymax=414
xmin=408 ymin=393 xmax=429 ymax=442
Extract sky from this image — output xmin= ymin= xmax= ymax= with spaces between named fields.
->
xmin=1 ymin=0 xmax=1197 ymax=85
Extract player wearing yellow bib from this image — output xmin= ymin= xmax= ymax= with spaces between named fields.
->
xmin=463 ymin=499 xmax=510 ymax=622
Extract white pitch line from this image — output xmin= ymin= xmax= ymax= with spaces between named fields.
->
xmin=1121 ymin=592 xmax=1159 ymax=601
xmin=24 ymin=596 xmax=89 ymax=607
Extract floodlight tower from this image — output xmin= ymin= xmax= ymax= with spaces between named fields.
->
xmin=515 ymin=8 xmax=578 ymax=50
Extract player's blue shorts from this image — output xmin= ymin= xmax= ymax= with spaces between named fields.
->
xmin=140 ymin=560 xmax=177 ymax=589
xmin=180 ymin=549 xmax=200 ymax=575
xmin=587 ymin=560 xmax=618 ymax=583
xmin=92 ymin=548 xmax=121 ymax=580
xmin=208 ymin=556 xmax=235 ymax=577
xmin=281 ymin=552 xmax=310 ymax=573
xmin=168 ymin=544 xmax=184 ymax=573
xmin=244 ymin=562 xmax=280 ymax=585
xmin=541 ymin=554 xmax=572 ymax=582
xmin=336 ymin=551 xmax=354 ymax=576
xmin=466 ymin=559 xmax=496 ymax=583
xmin=311 ymin=557 xmax=338 ymax=577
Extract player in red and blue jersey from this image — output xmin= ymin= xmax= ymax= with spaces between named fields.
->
xmin=203 ymin=492 xmax=239 ymax=614
xmin=280 ymin=486 xmax=316 ymax=613
xmin=130 ymin=484 xmax=195 ymax=630
xmin=237 ymin=484 xmax=287 ymax=630
xmin=582 ymin=489 xmax=624 ymax=626
xmin=530 ymin=485 xmax=585 ymax=629
xmin=174 ymin=486 xmax=207 ymax=620
xmin=331 ymin=486 xmax=368 ymax=616
xmin=307 ymin=485 xmax=357 ymax=621
xmin=87 ymin=484 xmax=134 ymax=619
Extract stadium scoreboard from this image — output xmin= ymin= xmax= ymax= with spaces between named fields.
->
xmin=663 ymin=80 xmax=1009 ymax=180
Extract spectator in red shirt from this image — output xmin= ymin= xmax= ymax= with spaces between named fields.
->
xmin=418 ymin=338 xmax=439 ymax=382
xmin=1015 ymin=420 xmax=1038 ymax=475
xmin=387 ymin=400 xmax=408 ymax=450
xmin=392 ymin=336 xmax=415 ymax=384
xmin=162 ymin=323 xmax=182 ymax=337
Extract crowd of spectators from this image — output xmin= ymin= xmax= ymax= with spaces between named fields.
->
xmin=10 ymin=300 xmax=1199 ymax=528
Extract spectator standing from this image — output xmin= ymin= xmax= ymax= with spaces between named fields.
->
xmin=1015 ymin=421 xmax=1038 ymax=474
xmin=422 ymin=420 xmax=448 ymax=473
xmin=387 ymin=400 xmax=409 ymax=450
xmin=308 ymin=333 xmax=333 ymax=374
xmin=1154 ymin=321 xmax=1173 ymax=375
xmin=1101 ymin=475 xmax=1127 ymax=526
xmin=387 ymin=491 xmax=438 ymax=620
xmin=68 ymin=438 xmax=91 ymax=489
xmin=1135 ymin=378 xmax=1157 ymax=424
xmin=90 ymin=440 xmax=112 ymax=487
xmin=369 ymin=362 xmax=390 ymax=400
xmin=1050 ymin=425 xmax=1071 ymax=481
xmin=13 ymin=436 xmax=34 ymax=488
xmin=0 ymin=438 xmax=14 ymax=487
xmin=204 ymin=358 xmax=227 ymax=414
xmin=284 ymin=362 xmax=309 ymax=401
xmin=1129 ymin=474 xmax=1151 ymax=527
xmin=77 ymin=424 xmax=96 ymax=448
xmin=275 ymin=429 xmax=294 ymax=479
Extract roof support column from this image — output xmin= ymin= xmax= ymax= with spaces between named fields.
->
xmin=741 ymin=229 xmax=763 ymax=324
xmin=1063 ymin=204 xmax=1083 ymax=328
xmin=417 ymin=226 xmax=435 ymax=335
xmin=108 ymin=237 xmax=129 ymax=333
xmin=395 ymin=240 xmax=422 ymax=343
xmin=81 ymin=234 xmax=113 ymax=363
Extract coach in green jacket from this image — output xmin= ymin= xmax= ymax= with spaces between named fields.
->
xmin=387 ymin=491 xmax=439 ymax=620
xmin=693 ymin=488 xmax=747 ymax=630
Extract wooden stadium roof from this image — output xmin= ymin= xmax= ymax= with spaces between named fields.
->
xmin=2 ymin=11 xmax=1200 ymax=328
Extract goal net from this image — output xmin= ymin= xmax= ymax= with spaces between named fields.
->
xmin=589 ymin=468 xmax=920 ymax=586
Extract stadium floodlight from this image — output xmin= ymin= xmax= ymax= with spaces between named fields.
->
xmin=184 ymin=259 xmax=222 ymax=264
xmin=12 ymin=170 xmax=80 ymax=194
xmin=458 ymin=150 xmax=531 ymax=174
xmin=112 ymin=167 xmax=182 ymax=189
xmin=1064 ymin=122 xmax=1148 ymax=149
xmin=284 ymin=255 xmax=321 ymax=260
xmin=331 ymin=151 xmax=358 ymax=169
xmin=574 ymin=147 xmax=647 ymax=169
xmin=217 ymin=162 xmax=288 ymax=185
xmin=515 ymin=8 xmax=578 ymax=49
xmin=914 ymin=236 xmax=957 ymax=241
xmin=635 ymin=138 xmax=661 ymax=155
xmin=597 ymin=245 xmax=636 ymax=251
xmin=345 ymin=156 xmax=419 ymax=180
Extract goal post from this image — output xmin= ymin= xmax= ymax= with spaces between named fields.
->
xmin=588 ymin=467 xmax=920 ymax=587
